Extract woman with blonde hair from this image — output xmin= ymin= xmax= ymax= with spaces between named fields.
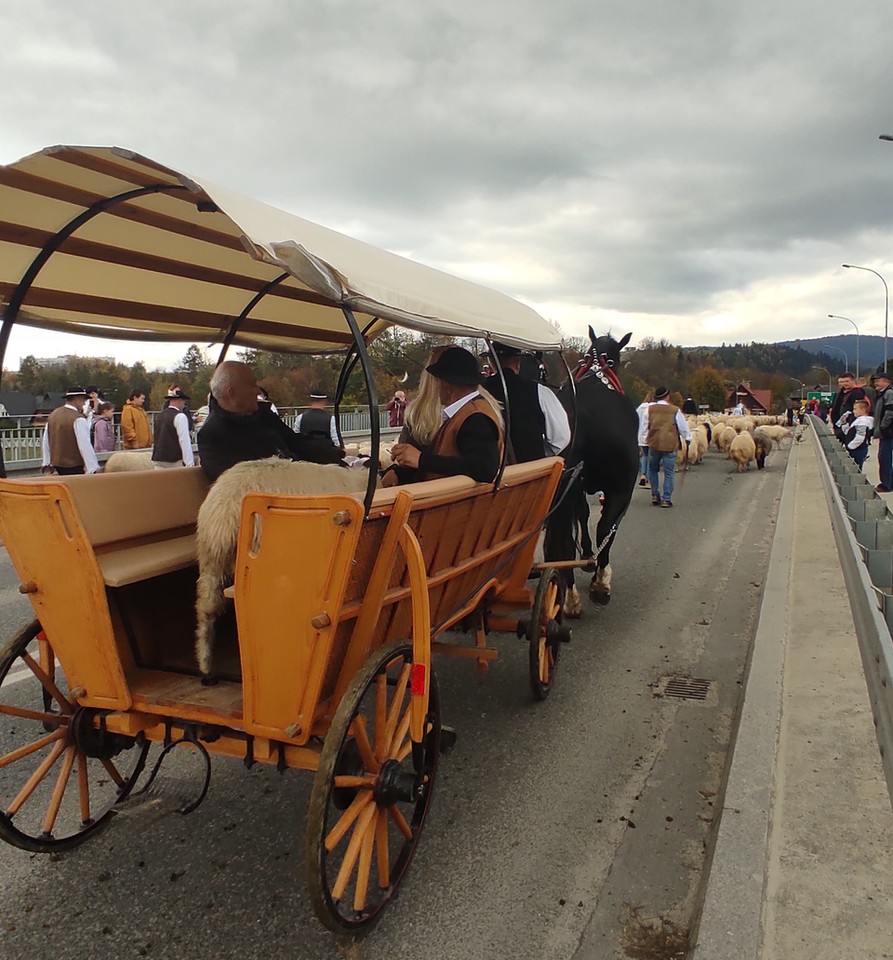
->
xmin=382 ymin=344 xmax=503 ymax=486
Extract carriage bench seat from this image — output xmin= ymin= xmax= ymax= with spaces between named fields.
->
xmin=60 ymin=467 xmax=211 ymax=587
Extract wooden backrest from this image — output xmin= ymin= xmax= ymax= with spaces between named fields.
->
xmin=229 ymin=459 xmax=563 ymax=742
xmin=60 ymin=467 xmax=210 ymax=545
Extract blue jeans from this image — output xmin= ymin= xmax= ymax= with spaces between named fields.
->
xmin=879 ymin=437 xmax=893 ymax=489
xmin=849 ymin=444 xmax=869 ymax=469
xmin=639 ymin=445 xmax=649 ymax=477
xmin=648 ymin=449 xmax=677 ymax=501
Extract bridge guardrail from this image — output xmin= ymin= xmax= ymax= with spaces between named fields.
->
xmin=811 ymin=414 xmax=893 ymax=807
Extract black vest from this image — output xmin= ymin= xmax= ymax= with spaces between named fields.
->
xmin=487 ymin=370 xmax=547 ymax=463
xmin=300 ymin=407 xmax=335 ymax=444
xmin=152 ymin=407 xmax=185 ymax=462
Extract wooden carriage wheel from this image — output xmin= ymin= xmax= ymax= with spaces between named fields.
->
xmin=0 ymin=620 xmax=149 ymax=852
xmin=527 ymin=567 xmax=567 ymax=701
xmin=306 ymin=641 xmax=441 ymax=933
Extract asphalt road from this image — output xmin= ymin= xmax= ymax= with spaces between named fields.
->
xmin=0 ymin=443 xmax=788 ymax=960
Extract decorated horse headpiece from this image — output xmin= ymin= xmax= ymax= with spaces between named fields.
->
xmin=573 ymin=327 xmax=630 ymax=394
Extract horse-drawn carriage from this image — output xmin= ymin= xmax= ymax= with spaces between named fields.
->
xmin=0 ymin=146 xmax=589 ymax=932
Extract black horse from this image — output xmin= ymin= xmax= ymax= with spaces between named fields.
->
xmin=544 ymin=330 xmax=639 ymax=613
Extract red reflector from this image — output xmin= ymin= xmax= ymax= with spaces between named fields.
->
xmin=410 ymin=663 xmax=427 ymax=696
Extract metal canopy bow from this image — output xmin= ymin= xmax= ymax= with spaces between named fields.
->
xmin=0 ymin=145 xmax=564 ymax=356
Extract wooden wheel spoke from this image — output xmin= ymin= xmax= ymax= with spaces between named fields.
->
xmin=382 ymin=664 xmax=411 ymax=752
xmin=333 ymin=775 xmax=376 ymax=789
xmin=7 ymin=739 xmax=67 ymax=816
xmin=388 ymin=804 xmax=413 ymax=840
xmin=388 ymin=704 xmax=412 ymax=757
xmin=0 ymin=703 xmax=64 ymax=724
xmin=0 ymin=728 xmax=65 ymax=770
xmin=42 ymin=746 xmax=76 ymax=836
xmin=76 ymin=751 xmax=91 ymax=824
xmin=20 ymin=653 xmax=72 ymax=713
xmin=539 ymin=640 xmax=549 ymax=684
xmin=325 ymin=790 xmax=373 ymax=853
xmin=375 ymin=808 xmax=390 ymax=889
xmin=373 ymin=674 xmax=388 ymax=760
xmin=349 ymin=716 xmax=380 ymax=773
xmin=100 ymin=758 xmax=125 ymax=789
xmin=331 ymin=803 xmax=377 ymax=902
xmin=353 ymin=809 xmax=376 ymax=911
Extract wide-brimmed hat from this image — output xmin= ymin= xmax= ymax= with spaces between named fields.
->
xmin=65 ymin=386 xmax=88 ymax=398
xmin=426 ymin=347 xmax=481 ymax=386
xmin=488 ymin=341 xmax=523 ymax=358
xmin=654 ymin=386 xmax=670 ymax=400
xmin=309 ymin=392 xmax=328 ymax=400
xmin=165 ymin=387 xmax=190 ymax=400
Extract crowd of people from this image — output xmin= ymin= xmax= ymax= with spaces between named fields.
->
xmin=39 ymin=344 xmax=573 ymax=488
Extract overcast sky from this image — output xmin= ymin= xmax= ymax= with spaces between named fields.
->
xmin=3 ymin=0 xmax=893 ymax=371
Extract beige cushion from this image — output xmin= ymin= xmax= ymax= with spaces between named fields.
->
xmin=95 ymin=534 xmax=198 ymax=587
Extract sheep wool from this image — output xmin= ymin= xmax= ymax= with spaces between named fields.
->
xmin=729 ymin=432 xmax=757 ymax=472
xmin=195 ymin=458 xmax=369 ymax=679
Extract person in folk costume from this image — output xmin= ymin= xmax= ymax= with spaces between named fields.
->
xmin=639 ymin=386 xmax=692 ymax=508
xmin=151 ymin=387 xmax=195 ymax=469
xmin=41 ymin=387 xmax=101 ymax=475
xmin=483 ymin=341 xmax=570 ymax=464
xmin=295 ymin=393 xmax=339 ymax=446
xmin=389 ymin=346 xmax=504 ymax=483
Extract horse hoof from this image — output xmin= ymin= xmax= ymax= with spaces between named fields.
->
xmin=590 ymin=585 xmax=611 ymax=606
xmin=564 ymin=586 xmax=583 ymax=619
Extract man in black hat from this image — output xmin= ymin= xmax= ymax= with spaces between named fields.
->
xmin=873 ymin=368 xmax=893 ymax=492
xmin=152 ymin=387 xmax=195 ymax=469
xmin=639 ymin=386 xmax=691 ymax=507
xmin=41 ymin=388 xmax=101 ymax=475
xmin=485 ymin=342 xmax=570 ymax=463
xmin=198 ymin=361 xmax=344 ymax=482
xmin=295 ymin=393 xmax=338 ymax=446
xmin=390 ymin=346 xmax=503 ymax=483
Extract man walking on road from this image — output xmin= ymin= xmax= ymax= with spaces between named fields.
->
xmin=151 ymin=387 xmax=194 ymax=469
xmin=639 ymin=386 xmax=691 ymax=508
xmin=873 ymin=369 xmax=893 ymax=492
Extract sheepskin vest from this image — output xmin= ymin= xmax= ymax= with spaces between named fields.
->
xmin=47 ymin=406 xmax=84 ymax=468
xmin=153 ymin=407 xmax=184 ymax=463
xmin=647 ymin=403 xmax=681 ymax=453
xmin=420 ymin=397 xmax=504 ymax=481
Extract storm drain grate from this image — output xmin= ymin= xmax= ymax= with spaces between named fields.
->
xmin=658 ymin=676 xmax=714 ymax=701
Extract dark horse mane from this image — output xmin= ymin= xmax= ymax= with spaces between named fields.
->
xmin=543 ymin=328 xmax=639 ymax=607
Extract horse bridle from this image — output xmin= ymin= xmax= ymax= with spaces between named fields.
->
xmin=574 ymin=348 xmax=625 ymax=394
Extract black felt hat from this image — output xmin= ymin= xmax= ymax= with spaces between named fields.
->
xmin=654 ymin=386 xmax=670 ymax=400
xmin=165 ymin=387 xmax=190 ymax=400
xmin=425 ymin=347 xmax=481 ymax=386
xmin=65 ymin=386 xmax=88 ymax=398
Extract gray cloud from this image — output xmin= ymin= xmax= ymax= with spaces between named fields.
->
xmin=4 ymin=0 xmax=893 ymax=366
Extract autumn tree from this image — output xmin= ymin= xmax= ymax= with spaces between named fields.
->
xmin=687 ymin=366 xmax=727 ymax=412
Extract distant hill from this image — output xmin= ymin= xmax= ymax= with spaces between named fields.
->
xmin=777 ymin=334 xmax=886 ymax=376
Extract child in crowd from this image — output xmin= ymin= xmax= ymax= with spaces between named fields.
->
xmin=838 ymin=398 xmax=874 ymax=469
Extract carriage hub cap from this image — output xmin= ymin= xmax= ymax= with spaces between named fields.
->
xmin=374 ymin=759 xmax=421 ymax=805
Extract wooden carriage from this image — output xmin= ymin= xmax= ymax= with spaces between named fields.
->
xmin=0 ymin=146 xmax=570 ymax=932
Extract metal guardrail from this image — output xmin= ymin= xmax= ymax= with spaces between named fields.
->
xmin=811 ymin=415 xmax=893 ymax=806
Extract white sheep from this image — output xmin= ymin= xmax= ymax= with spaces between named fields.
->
xmin=729 ymin=432 xmax=756 ymax=472
xmin=195 ymin=457 xmax=369 ymax=679
xmin=104 ymin=450 xmax=154 ymax=472
xmin=718 ymin=425 xmax=738 ymax=456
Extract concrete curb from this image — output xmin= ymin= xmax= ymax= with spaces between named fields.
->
xmin=689 ymin=431 xmax=799 ymax=958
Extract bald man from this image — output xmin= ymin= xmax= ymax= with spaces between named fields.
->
xmin=197 ymin=361 xmax=344 ymax=482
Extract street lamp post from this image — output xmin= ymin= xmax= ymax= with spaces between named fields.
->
xmin=827 ymin=314 xmax=860 ymax=377
xmin=790 ymin=377 xmax=804 ymax=401
xmin=813 ymin=365 xmax=832 ymax=392
xmin=820 ymin=343 xmax=848 ymax=371
xmin=842 ymin=264 xmax=888 ymax=372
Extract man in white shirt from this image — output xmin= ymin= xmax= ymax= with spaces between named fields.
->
xmin=41 ymin=387 xmax=101 ymax=475
xmin=638 ymin=386 xmax=692 ymax=507
xmin=151 ymin=387 xmax=195 ymax=468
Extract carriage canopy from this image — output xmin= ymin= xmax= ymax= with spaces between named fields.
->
xmin=0 ymin=145 xmax=564 ymax=355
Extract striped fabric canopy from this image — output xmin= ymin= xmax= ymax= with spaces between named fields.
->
xmin=0 ymin=146 xmax=564 ymax=354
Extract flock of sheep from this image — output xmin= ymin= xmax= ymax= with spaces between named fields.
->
xmin=682 ymin=414 xmax=793 ymax=474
